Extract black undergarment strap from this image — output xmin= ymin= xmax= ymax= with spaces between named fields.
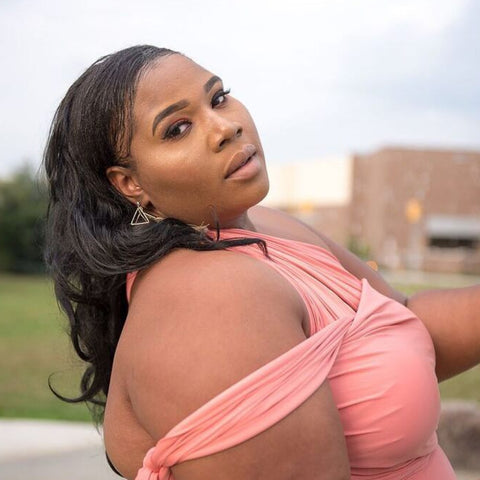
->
xmin=105 ymin=451 xmax=124 ymax=477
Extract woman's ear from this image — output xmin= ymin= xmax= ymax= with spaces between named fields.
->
xmin=106 ymin=166 xmax=144 ymax=204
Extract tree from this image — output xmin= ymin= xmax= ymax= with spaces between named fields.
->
xmin=0 ymin=164 xmax=48 ymax=273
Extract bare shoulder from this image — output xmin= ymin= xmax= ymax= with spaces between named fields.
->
xmin=249 ymin=205 xmax=332 ymax=250
xmin=113 ymin=247 xmax=350 ymax=479
xmin=128 ymin=247 xmax=305 ymax=327
xmin=120 ymin=248 xmax=307 ymax=432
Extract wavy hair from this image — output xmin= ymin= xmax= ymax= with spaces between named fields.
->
xmin=43 ymin=45 xmax=266 ymax=422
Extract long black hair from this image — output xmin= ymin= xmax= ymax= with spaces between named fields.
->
xmin=44 ymin=45 xmax=265 ymax=422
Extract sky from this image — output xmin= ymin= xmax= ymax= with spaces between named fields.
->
xmin=0 ymin=0 xmax=479 ymax=178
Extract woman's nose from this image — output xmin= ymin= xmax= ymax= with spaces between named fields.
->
xmin=207 ymin=114 xmax=243 ymax=152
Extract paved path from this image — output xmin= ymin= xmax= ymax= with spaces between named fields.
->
xmin=1 ymin=447 xmax=118 ymax=480
xmin=0 ymin=419 xmax=118 ymax=479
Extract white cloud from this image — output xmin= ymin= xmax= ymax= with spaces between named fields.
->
xmin=0 ymin=0 xmax=478 ymax=177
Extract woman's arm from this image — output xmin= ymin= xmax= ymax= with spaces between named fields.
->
xmin=407 ymin=286 xmax=480 ymax=380
xmin=121 ymin=248 xmax=350 ymax=479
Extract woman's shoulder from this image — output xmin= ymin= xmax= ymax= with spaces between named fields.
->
xmin=249 ymin=205 xmax=332 ymax=251
xmin=125 ymin=246 xmax=307 ymax=335
xmin=114 ymin=247 xmax=310 ymax=423
xmin=249 ymin=207 xmax=408 ymax=306
xmin=129 ymin=247 xmax=280 ymax=303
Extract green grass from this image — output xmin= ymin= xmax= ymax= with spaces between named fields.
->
xmin=439 ymin=366 xmax=480 ymax=401
xmin=0 ymin=275 xmax=478 ymax=423
xmin=0 ymin=274 xmax=91 ymax=421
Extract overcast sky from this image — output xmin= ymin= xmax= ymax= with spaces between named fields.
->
xmin=1 ymin=0 xmax=479 ymax=178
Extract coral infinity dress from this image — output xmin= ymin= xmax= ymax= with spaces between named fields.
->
xmin=127 ymin=229 xmax=456 ymax=480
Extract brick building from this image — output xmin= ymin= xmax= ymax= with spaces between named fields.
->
xmin=350 ymin=147 xmax=480 ymax=273
xmin=263 ymin=147 xmax=480 ymax=273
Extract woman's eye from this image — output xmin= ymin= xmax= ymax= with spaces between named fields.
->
xmin=212 ymin=88 xmax=231 ymax=107
xmin=164 ymin=121 xmax=191 ymax=139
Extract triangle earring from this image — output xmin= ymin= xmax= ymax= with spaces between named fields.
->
xmin=130 ymin=202 xmax=150 ymax=225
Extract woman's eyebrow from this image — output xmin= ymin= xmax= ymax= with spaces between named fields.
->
xmin=152 ymin=100 xmax=188 ymax=135
xmin=151 ymin=76 xmax=223 ymax=136
xmin=204 ymin=75 xmax=222 ymax=93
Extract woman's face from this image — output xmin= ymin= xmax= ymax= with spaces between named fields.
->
xmin=121 ymin=54 xmax=269 ymax=227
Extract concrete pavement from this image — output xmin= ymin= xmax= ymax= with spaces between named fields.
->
xmin=0 ymin=419 xmax=118 ymax=479
xmin=0 ymin=419 xmax=104 ymax=461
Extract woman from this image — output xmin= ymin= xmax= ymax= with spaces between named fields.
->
xmin=44 ymin=45 xmax=480 ymax=479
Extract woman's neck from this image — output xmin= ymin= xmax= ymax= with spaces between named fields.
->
xmin=209 ymin=211 xmax=257 ymax=232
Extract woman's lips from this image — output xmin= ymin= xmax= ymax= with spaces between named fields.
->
xmin=224 ymin=144 xmax=257 ymax=178
xmin=224 ymin=153 xmax=261 ymax=180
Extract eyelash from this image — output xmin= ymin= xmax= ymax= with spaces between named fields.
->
xmin=163 ymin=88 xmax=231 ymax=140
xmin=212 ymin=88 xmax=231 ymax=107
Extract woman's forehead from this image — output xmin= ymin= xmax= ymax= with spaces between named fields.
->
xmin=135 ymin=54 xmax=214 ymax=107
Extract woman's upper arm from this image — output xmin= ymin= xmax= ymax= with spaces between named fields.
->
xmin=407 ymin=285 xmax=480 ymax=380
xmin=123 ymin=249 xmax=350 ymax=480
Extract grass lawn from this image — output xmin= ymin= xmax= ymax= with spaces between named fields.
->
xmin=0 ymin=274 xmax=478 ymax=423
xmin=0 ymin=274 xmax=91 ymax=421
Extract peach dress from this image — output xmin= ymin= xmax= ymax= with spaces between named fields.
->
xmin=127 ymin=229 xmax=456 ymax=480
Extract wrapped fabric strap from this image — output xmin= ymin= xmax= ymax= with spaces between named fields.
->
xmin=135 ymin=315 xmax=353 ymax=480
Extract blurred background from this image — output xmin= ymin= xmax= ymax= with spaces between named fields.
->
xmin=0 ymin=0 xmax=479 ymax=478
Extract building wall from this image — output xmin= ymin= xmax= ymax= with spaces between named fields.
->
xmin=350 ymin=147 xmax=480 ymax=272
xmin=262 ymin=147 xmax=480 ymax=272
